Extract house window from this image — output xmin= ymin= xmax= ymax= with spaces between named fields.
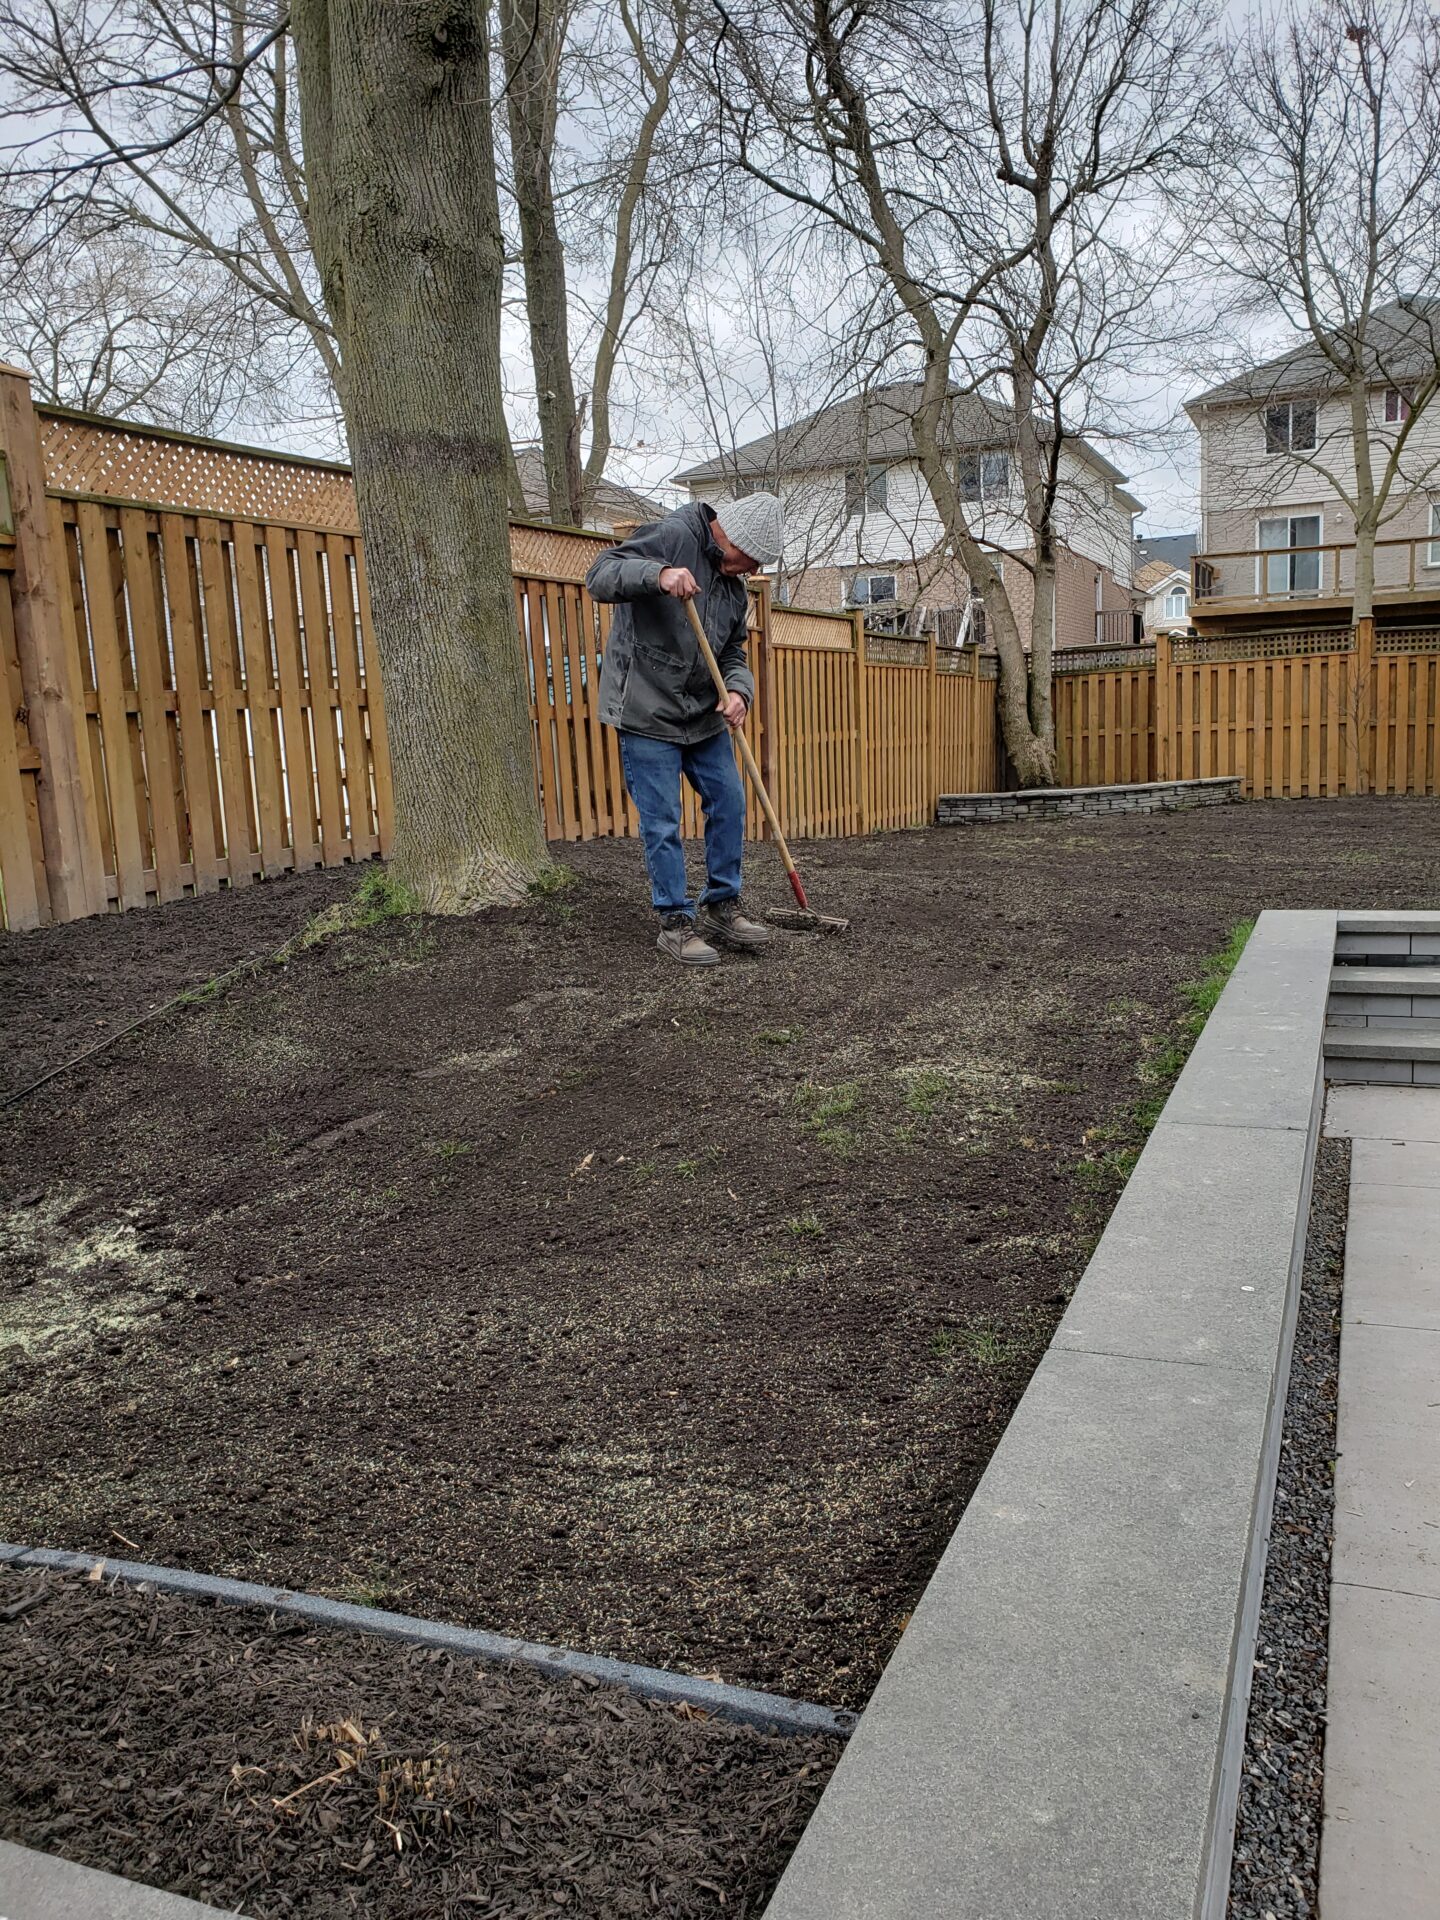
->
xmin=1428 ymin=501 xmax=1440 ymax=568
xmin=1385 ymin=387 xmax=1413 ymax=424
xmin=957 ymin=450 xmax=1010 ymax=500
xmin=1163 ymin=585 xmax=1190 ymax=621
xmin=1258 ymin=513 xmax=1323 ymax=594
xmin=844 ymin=463 xmax=888 ymax=518
xmin=729 ymin=476 xmax=762 ymax=498
xmin=1263 ymin=401 xmax=1318 ymax=454
xmin=847 ymin=572 xmax=897 ymax=607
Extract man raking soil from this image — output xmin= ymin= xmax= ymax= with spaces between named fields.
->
xmin=586 ymin=494 xmax=785 ymax=967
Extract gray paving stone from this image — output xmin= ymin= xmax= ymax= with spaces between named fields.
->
xmin=764 ymin=1346 xmax=1276 ymax=1920
xmin=1332 ymin=1320 xmax=1440 ymax=1599
xmin=1154 ymin=912 xmax=1334 ymax=1134
xmin=0 ymin=1841 xmax=245 ymax=1919
xmin=1340 ymin=1184 xmax=1440 ymax=1331
xmin=1335 ymin=931 xmax=1412 ymax=957
xmin=1350 ymin=1135 xmax=1440 ymax=1188
xmin=1321 ymin=1585 xmax=1440 ymax=1919
xmin=1325 ymin=1085 xmax=1440 ymax=1141
xmin=1052 ymin=1121 xmax=1309 ymax=1374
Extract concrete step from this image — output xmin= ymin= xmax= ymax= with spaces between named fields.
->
xmin=1325 ymin=1021 xmax=1440 ymax=1062
xmin=1330 ymin=965 xmax=1440 ymax=996
xmin=1336 ymin=912 xmax=1440 ymax=934
xmin=1336 ymin=928 xmax=1440 ymax=961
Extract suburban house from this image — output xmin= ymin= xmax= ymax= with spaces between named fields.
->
xmin=672 ymin=383 xmax=1140 ymax=648
xmin=1134 ymin=532 xmax=1197 ymax=635
xmin=1184 ymin=299 xmax=1440 ymax=634
xmin=513 ymin=444 xmax=665 ymax=533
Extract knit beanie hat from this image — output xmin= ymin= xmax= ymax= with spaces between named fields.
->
xmin=716 ymin=491 xmax=784 ymax=567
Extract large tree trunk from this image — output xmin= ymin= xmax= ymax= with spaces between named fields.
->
xmin=291 ymin=0 xmax=551 ymax=910
xmin=500 ymin=0 xmax=583 ymax=526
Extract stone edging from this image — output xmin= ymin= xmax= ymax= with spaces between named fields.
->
xmin=938 ymin=775 xmax=1241 ymax=825
xmin=0 ymin=1544 xmax=856 ymax=1743
xmin=765 ymin=910 xmax=1338 ymax=1920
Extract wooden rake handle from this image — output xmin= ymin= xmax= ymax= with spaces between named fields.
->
xmin=681 ymin=596 xmax=809 ymax=910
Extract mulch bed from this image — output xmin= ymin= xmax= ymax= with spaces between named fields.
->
xmin=1 ymin=800 xmax=1437 ymax=1716
xmin=1227 ymin=1136 xmax=1348 ymax=1920
xmin=0 ymin=1566 xmax=838 ymax=1917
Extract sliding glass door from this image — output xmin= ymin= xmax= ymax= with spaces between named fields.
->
xmin=1258 ymin=514 xmax=1322 ymax=595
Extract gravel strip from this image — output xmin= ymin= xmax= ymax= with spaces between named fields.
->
xmin=1227 ymin=1136 xmax=1348 ymax=1920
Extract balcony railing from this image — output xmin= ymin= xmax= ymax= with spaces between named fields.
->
xmin=1193 ymin=532 xmax=1440 ymax=606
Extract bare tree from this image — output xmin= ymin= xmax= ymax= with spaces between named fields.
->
xmin=0 ymin=226 xmax=325 ymax=437
xmin=1 ymin=0 xmax=694 ymax=522
xmin=1199 ymin=0 xmax=1440 ymax=622
xmin=708 ymin=0 xmax=1198 ymax=785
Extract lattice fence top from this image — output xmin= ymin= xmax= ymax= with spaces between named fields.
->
xmin=1054 ymin=644 xmax=1156 ymax=673
xmin=38 ymin=406 xmax=362 ymax=530
xmin=1174 ymin=629 xmax=1352 ymax=662
xmin=1376 ymin=627 xmax=1440 ymax=654
xmin=510 ymin=519 xmax=613 ymax=579
xmin=772 ymin=606 xmax=854 ymax=651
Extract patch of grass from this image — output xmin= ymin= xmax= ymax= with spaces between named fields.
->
xmin=628 ymin=1160 xmax=657 ymax=1185
xmin=931 ymin=1319 xmax=1027 ymax=1367
xmin=528 ymin=863 xmax=577 ymax=896
xmin=529 ymin=864 xmax=578 ymax=920
xmin=757 ymin=1025 xmax=804 ymax=1046
xmin=1078 ymin=918 xmax=1255 ymax=1199
xmin=293 ymin=865 xmax=420 ymax=954
xmin=901 ymin=1069 xmax=951 ymax=1117
xmin=675 ymin=1157 xmax=702 ymax=1179
xmin=1178 ymin=917 xmax=1256 ymax=1032
xmin=429 ymin=1139 xmax=472 ymax=1161
xmin=796 ymin=1079 xmax=863 ymax=1152
xmin=785 ymin=1210 xmax=824 ymax=1237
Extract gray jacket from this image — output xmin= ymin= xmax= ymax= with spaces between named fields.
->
xmin=586 ymin=503 xmax=754 ymax=744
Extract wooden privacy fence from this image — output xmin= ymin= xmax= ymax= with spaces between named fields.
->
xmin=1053 ymin=625 xmax=1440 ymax=800
xmin=5 ymin=368 xmax=1440 ymax=932
xmin=0 ymin=370 xmax=1000 ymax=928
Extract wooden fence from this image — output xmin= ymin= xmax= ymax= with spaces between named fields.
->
xmin=4 ymin=367 xmax=1440 ymax=931
xmin=0 ymin=371 xmax=1000 ymax=928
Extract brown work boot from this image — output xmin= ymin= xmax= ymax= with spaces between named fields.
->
xmin=699 ymin=896 xmax=772 ymax=952
xmin=656 ymin=912 xmax=721 ymax=967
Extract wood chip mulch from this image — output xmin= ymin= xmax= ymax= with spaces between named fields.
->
xmin=0 ymin=1569 xmax=840 ymax=1917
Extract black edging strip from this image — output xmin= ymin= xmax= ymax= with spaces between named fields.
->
xmin=0 ymin=1543 xmax=857 ymax=1742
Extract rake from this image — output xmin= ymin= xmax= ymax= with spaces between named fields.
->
xmin=682 ymin=598 xmax=851 ymax=935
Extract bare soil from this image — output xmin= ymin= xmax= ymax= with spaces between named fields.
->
xmin=0 ymin=1566 xmax=838 ymax=1918
xmin=2 ymin=800 xmax=1437 ymax=1715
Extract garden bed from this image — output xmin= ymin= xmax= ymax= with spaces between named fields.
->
xmin=0 ymin=1565 xmax=838 ymax=1917
xmin=2 ymin=799 xmax=1437 ymax=1718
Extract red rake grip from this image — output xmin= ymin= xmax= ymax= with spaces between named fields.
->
xmin=787 ymin=868 xmax=810 ymax=911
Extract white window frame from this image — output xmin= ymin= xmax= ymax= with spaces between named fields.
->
xmin=1428 ymin=501 xmax=1440 ymax=569
xmin=847 ymin=571 xmax=898 ymax=608
xmin=1163 ymin=584 xmax=1190 ymax=620
xmin=844 ymin=462 xmax=888 ymax=520
xmin=1256 ymin=510 xmax=1324 ymax=597
xmin=1385 ymin=387 xmax=1413 ymax=425
xmin=957 ymin=449 xmax=1010 ymax=502
xmin=1263 ymin=401 xmax=1318 ymax=455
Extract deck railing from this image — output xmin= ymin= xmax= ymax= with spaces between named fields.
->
xmin=1193 ymin=533 xmax=1440 ymax=606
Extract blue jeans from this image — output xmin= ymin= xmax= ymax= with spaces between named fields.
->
xmin=619 ymin=729 xmax=745 ymax=917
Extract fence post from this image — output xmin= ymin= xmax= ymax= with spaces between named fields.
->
xmin=1154 ymin=627 xmax=1173 ymax=780
xmin=0 ymin=364 xmax=106 ymax=922
xmin=925 ymin=630 xmax=939 ymax=823
xmin=852 ymin=610 xmax=871 ymax=833
xmin=755 ymin=578 xmax=778 ymax=837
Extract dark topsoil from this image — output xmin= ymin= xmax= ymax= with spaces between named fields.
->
xmin=2 ymin=802 xmax=1437 ymax=1714
xmin=0 ymin=1566 xmax=838 ymax=1918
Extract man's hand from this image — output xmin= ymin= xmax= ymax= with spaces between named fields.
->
xmin=658 ymin=565 xmax=700 ymax=599
xmin=718 ymin=690 xmax=747 ymax=731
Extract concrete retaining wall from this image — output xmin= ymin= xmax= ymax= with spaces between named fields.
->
xmin=766 ymin=910 xmax=1338 ymax=1920
xmin=938 ymin=775 xmax=1241 ymax=825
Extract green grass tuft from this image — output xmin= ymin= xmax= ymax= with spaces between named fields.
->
xmin=795 ymin=1080 xmax=863 ymax=1151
